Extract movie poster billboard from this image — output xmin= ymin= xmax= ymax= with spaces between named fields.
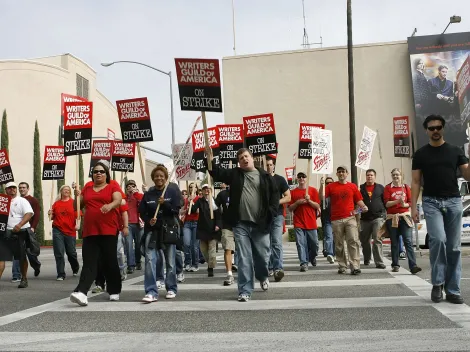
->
xmin=89 ymin=140 xmax=113 ymax=177
xmin=116 ymin=97 xmax=153 ymax=143
xmin=174 ymin=58 xmax=222 ymax=113
xmin=217 ymin=124 xmax=243 ymax=169
xmin=43 ymin=146 xmax=66 ymax=180
xmin=243 ymin=113 xmax=277 ymax=156
xmin=408 ymin=32 xmax=470 ymax=150
xmin=111 ymin=141 xmax=136 ymax=172
xmin=393 ymin=116 xmax=411 ymax=157
xmin=298 ymin=123 xmax=325 ymax=159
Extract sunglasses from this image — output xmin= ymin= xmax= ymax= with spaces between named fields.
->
xmin=93 ymin=170 xmax=106 ymax=174
xmin=297 ymin=175 xmax=307 ymax=179
xmin=427 ymin=125 xmax=443 ymax=132
xmin=325 ymin=182 xmax=333 ymax=185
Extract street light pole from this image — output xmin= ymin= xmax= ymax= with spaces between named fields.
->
xmin=101 ymin=61 xmax=176 ymax=146
xmin=347 ymin=0 xmax=358 ymax=185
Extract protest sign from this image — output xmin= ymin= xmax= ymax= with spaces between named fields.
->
xmin=243 ymin=113 xmax=277 ymax=156
xmin=63 ymin=101 xmax=93 ymax=156
xmin=107 ymin=128 xmax=116 ymax=140
xmin=111 ymin=141 xmax=136 ymax=172
xmin=298 ymin=123 xmax=325 ymax=159
xmin=393 ymin=116 xmax=411 ymax=157
xmin=0 ymin=194 xmax=11 ymax=235
xmin=0 ymin=149 xmax=14 ymax=185
xmin=191 ymin=127 xmax=219 ymax=172
xmin=311 ymin=129 xmax=333 ymax=174
xmin=217 ymin=124 xmax=243 ymax=169
xmin=285 ymin=166 xmax=295 ymax=186
xmin=43 ymin=146 xmax=66 ymax=180
xmin=116 ymin=97 xmax=153 ymax=143
xmin=355 ymin=126 xmax=377 ymax=171
xmin=89 ymin=140 xmax=113 ymax=177
xmin=172 ymin=143 xmax=197 ymax=181
xmin=61 ymin=94 xmax=87 ymax=135
xmin=174 ymin=58 xmax=222 ymax=113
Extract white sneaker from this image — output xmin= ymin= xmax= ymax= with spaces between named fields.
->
xmin=260 ymin=279 xmax=269 ymax=291
xmin=165 ymin=291 xmax=176 ymax=299
xmin=109 ymin=294 xmax=120 ymax=301
xmin=156 ymin=281 xmax=165 ymax=289
xmin=184 ymin=265 xmax=191 ymax=272
xmin=56 ymin=277 xmax=64 ymax=281
xmin=177 ymin=273 xmax=185 ymax=283
xmin=191 ymin=267 xmax=199 ymax=272
xmin=327 ymin=255 xmax=335 ymax=264
xmin=70 ymin=292 xmax=88 ymax=306
xmin=142 ymin=294 xmax=158 ymax=303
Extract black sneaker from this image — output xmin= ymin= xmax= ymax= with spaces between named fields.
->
xmin=364 ymin=260 xmax=370 ymax=266
xmin=18 ymin=279 xmax=28 ymax=288
xmin=410 ymin=266 xmax=422 ymax=275
xmin=392 ymin=266 xmax=400 ymax=272
xmin=232 ymin=264 xmax=238 ymax=272
xmin=127 ymin=267 xmax=135 ymax=274
xmin=273 ymin=269 xmax=284 ymax=282
xmin=338 ymin=268 xmax=346 ymax=274
xmin=136 ymin=263 xmax=142 ymax=270
xmin=208 ymin=268 xmax=214 ymax=277
xmin=310 ymin=258 xmax=317 ymax=267
xmin=322 ymin=249 xmax=327 ymax=257
xmin=300 ymin=264 xmax=308 ymax=272
xmin=431 ymin=285 xmax=443 ymax=303
xmin=34 ymin=268 xmax=40 ymax=277
xmin=351 ymin=269 xmax=361 ymax=275
xmin=376 ymin=264 xmax=386 ymax=269
xmin=446 ymin=293 xmax=464 ymax=304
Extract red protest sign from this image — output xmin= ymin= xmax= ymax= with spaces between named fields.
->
xmin=116 ymin=97 xmax=153 ymax=143
xmin=89 ymin=140 xmax=113 ymax=176
xmin=218 ymin=124 xmax=243 ymax=168
xmin=0 ymin=194 xmax=11 ymax=234
xmin=298 ymin=123 xmax=325 ymax=159
xmin=63 ymin=101 xmax=93 ymax=156
xmin=243 ymin=113 xmax=277 ymax=156
xmin=175 ymin=58 xmax=222 ymax=113
xmin=61 ymin=93 xmax=87 ymax=119
xmin=0 ymin=149 xmax=14 ymax=185
xmin=111 ymin=141 xmax=136 ymax=172
xmin=393 ymin=116 xmax=410 ymax=157
xmin=191 ymin=127 xmax=219 ymax=172
xmin=43 ymin=146 xmax=66 ymax=180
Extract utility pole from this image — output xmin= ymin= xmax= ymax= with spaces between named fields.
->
xmin=347 ymin=0 xmax=357 ymax=184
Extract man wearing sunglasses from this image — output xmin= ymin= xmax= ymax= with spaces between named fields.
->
xmin=412 ymin=114 xmax=470 ymax=304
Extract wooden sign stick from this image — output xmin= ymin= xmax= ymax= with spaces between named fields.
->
xmin=49 ymin=180 xmax=54 ymax=221
xmin=306 ymin=159 xmax=312 ymax=197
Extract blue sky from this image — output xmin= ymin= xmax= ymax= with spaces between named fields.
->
xmin=1 ymin=0 xmax=470 ymax=161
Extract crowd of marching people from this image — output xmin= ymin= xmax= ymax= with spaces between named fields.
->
xmin=0 ymin=114 xmax=467 ymax=305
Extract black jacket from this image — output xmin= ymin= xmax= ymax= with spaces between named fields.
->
xmin=208 ymin=159 xmax=278 ymax=231
xmin=191 ymin=196 xmax=222 ymax=241
xmin=359 ymin=183 xmax=386 ymax=221
xmin=215 ymin=189 xmax=231 ymax=230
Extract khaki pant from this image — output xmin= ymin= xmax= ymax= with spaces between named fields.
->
xmin=200 ymin=239 xmax=217 ymax=269
xmin=332 ymin=216 xmax=361 ymax=270
xmin=360 ymin=218 xmax=385 ymax=265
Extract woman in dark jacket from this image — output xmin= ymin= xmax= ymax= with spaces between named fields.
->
xmin=139 ymin=165 xmax=181 ymax=302
xmin=191 ymin=184 xmax=222 ymax=277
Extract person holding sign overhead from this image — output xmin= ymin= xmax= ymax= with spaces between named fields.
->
xmin=206 ymin=146 xmax=278 ymax=302
xmin=70 ymin=161 xmax=123 ymax=306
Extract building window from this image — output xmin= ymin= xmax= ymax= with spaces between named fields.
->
xmin=76 ymin=74 xmax=89 ymax=100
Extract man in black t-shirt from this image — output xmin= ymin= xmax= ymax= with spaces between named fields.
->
xmin=266 ymin=157 xmax=291 ymax=282
xmin=412 ymin=114 xmax=470 ymax=305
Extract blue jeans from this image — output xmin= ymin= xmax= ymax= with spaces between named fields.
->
xmin=322 ymin=221 xmax=335 ymax=256
xmin=294 ymin=228 xmax=319 ymax=265
xmin=386 ymin=218 xmax=417 ymax=269
xmin=269 ymin=215 xmax=284 ymax=271
xmin=399 ymin=236 xmax=404 ymax=253
xmin=183 ymin=221 xmax=199 ymax=268
xmin=12 ymin=249 xmax=41 ymax=277
xmin=144 ymin=232 xmax=177 ymax=297
xmin=52 ymin=228 xmax=80 ymax=278
xmin=423 ymin=196 xmax=462 ymax=295
xmin=233 ymin=221 xmax=270 ymax=296
xmin=117 ymin=232 xmax=127 ymax=273
xmin=127 ymin=224 xmax=143 ymax=268
xmin=12 ymin=260 xmax=21 ymax=280
xmin=157 ymin=249 xmax=184 ymax=281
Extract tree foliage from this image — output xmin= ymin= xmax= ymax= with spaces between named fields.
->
xmin=33 ymin=121 xmax=45 ymax=244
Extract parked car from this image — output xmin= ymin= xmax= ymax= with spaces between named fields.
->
xmin=416 ymin=199 xmax=470 ymax=249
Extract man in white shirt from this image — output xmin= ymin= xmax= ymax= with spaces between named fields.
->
xmin=0 ymin=182 xmax=34 ymax=288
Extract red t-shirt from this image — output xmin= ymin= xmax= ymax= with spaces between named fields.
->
xmin=126 ymin=192 xmax=143 ymax=224
xmin=383 ymin=183 xmax=411 ymax=214
xmin=118 ymin=202 xmax=129 ymax=229
xmin=365 ymin=184 xmax=374 ymax=198
xmin=289 ymin=187 xmax=320 ymax=230
xmin=81 ymin=182 xmax=122 ymax=237
xmin=325 ymin=182 xmax=363 ymax=221
xmin=185 ymin=196 xmax=200 ymax=222
xmin=52 ymin=198 xmax=77 ymax=237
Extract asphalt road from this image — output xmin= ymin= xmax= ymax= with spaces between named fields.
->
xmin=0 ymin=243 xmax=470 ymax=351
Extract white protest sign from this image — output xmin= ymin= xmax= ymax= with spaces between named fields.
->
xmin=311 ymin=129 xmax=333 ymax=174
xmin=172 ymin=143 xmax=196 ymax=181
xmin=355 ymin=126 xmax=377 ymax=171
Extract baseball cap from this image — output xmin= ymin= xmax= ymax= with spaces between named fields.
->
xmin=5 ymin=182 xmax=17 ymax=188
xmin=337 ymin=165 xmax=349 ymax=172
xmin=297 ymin=172 xmax=307 ymax=178
xmin=126 ymin=179 xmax=137 ymax=187
xmin=201 ymin=184 xmax=210 ymax=189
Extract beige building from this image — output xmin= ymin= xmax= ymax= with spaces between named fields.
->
xmin=222 ymin=41 xmax=416 ymax=186
xmin=0 ymin=53 xmax=146 ymax=240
